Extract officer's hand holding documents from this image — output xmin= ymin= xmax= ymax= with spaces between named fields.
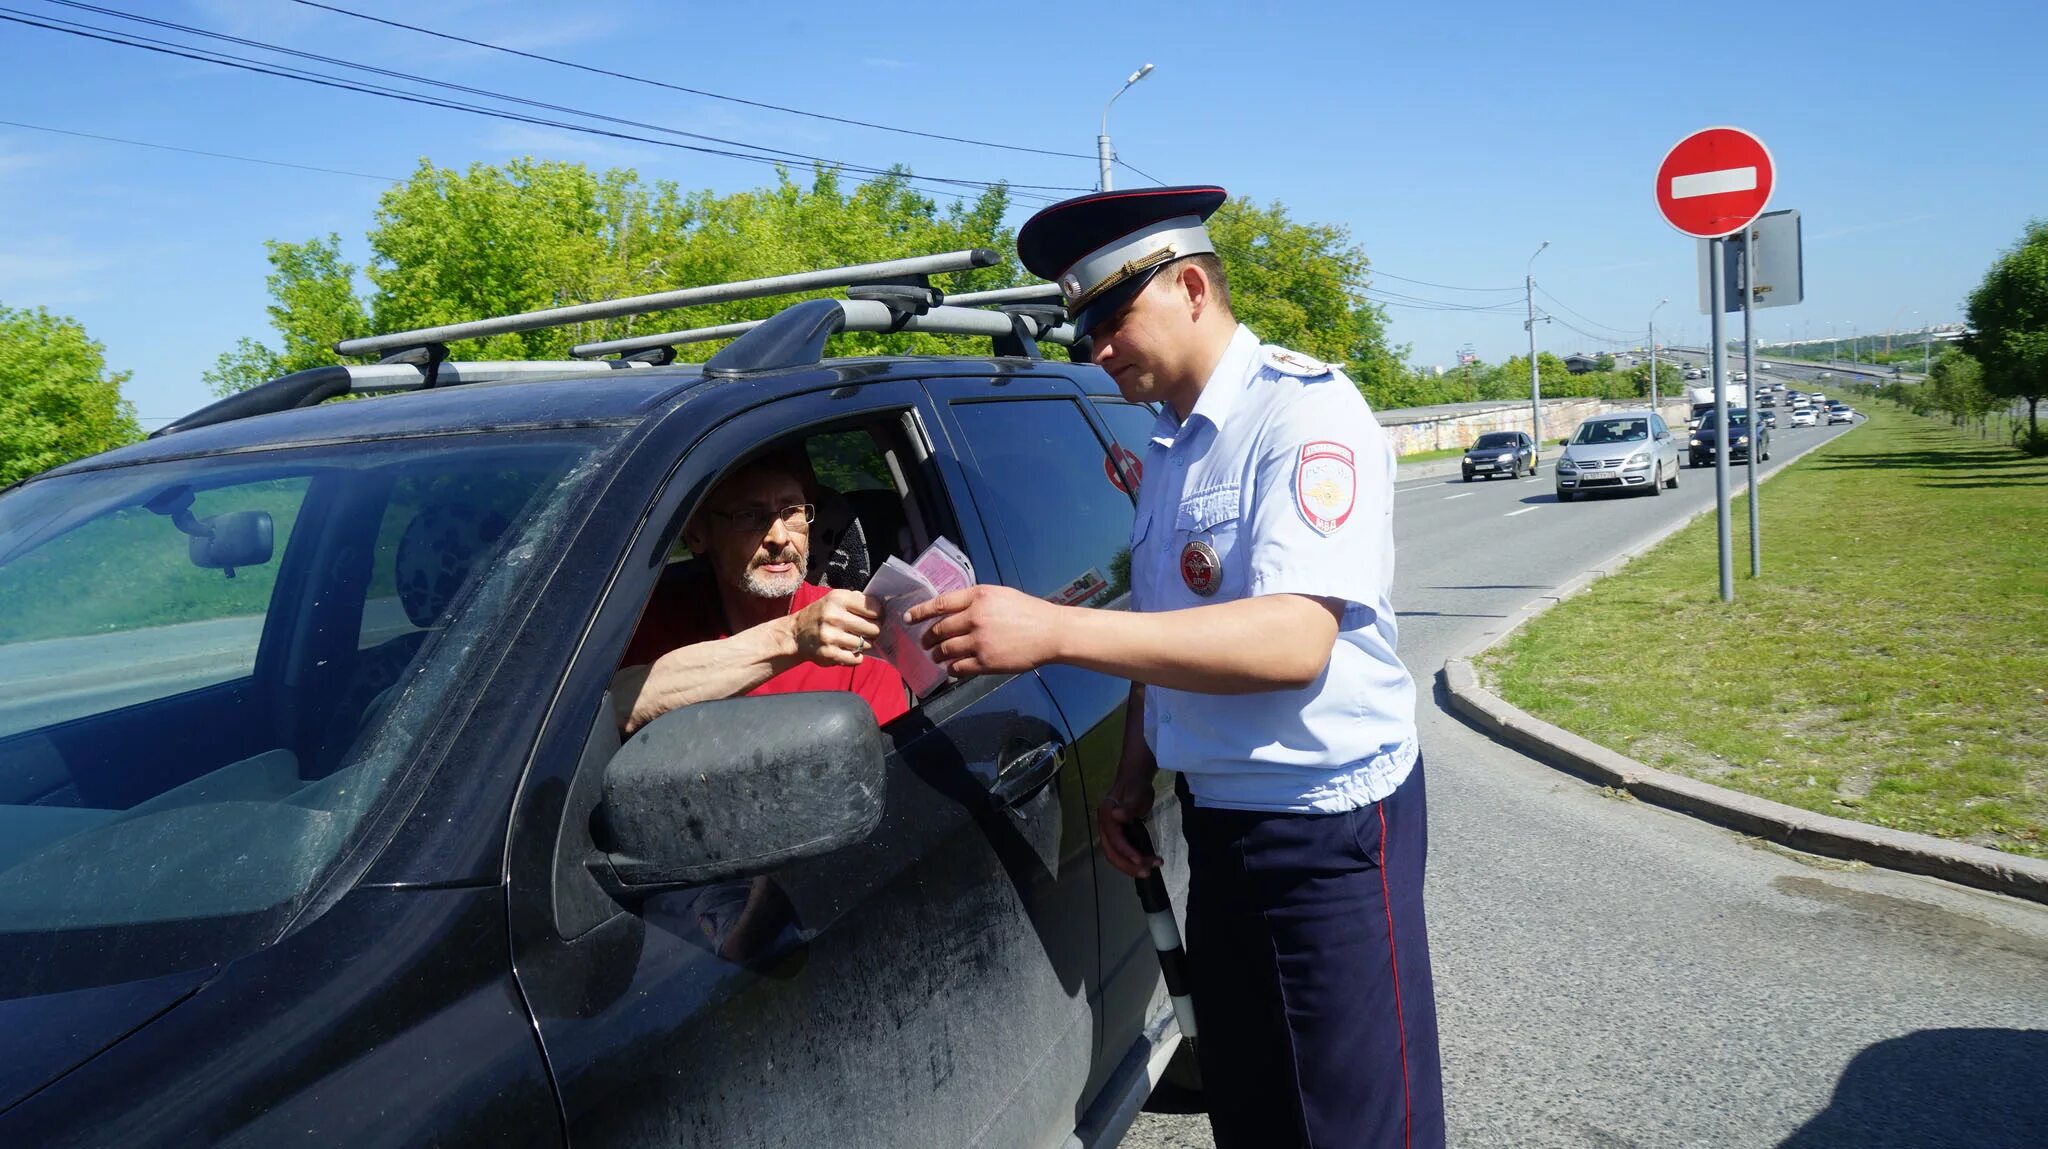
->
xmin=864 ymin=537 xmax=974 ymax=699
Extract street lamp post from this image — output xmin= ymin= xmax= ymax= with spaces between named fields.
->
xmin=1525 ymin=241 xmax=1550 ymax=447
xmin=1098 ymin=63 xmax=1154 ymax=192
xmin=1648 ymin=297 xmax=1669 ymax=416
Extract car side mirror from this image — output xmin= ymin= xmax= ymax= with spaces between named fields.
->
xmin=188 ymin=510 xmax=274 ymax=573
xmin=594 ymin=693 xmax=886 ymax=895
xmin=1558 ymin=438 xmax=1571 ymax=447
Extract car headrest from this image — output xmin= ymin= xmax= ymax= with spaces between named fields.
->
xmin=394 ymin=503 xmax=512 ymax=628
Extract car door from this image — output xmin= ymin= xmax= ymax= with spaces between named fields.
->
xmin=503 ymin=378 xmax=1100 ymax=1149
xmin=922 ymin=376 xmax=1191 ymax=1098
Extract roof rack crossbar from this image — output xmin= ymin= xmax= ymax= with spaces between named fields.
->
xmin=574 ymin=300 xmax=1076 ymax=362
xmin=937 ymin=283 xmax=1063 ymax=307
xmin=334 ymin=248 xmax=999 ymax=359
xmin=700 ymin=300 xmax=1077 ymax=377
xmin=568 ymin=280 xmax=1065 ymax=360
xmin=152 ymin=359 xmax=644 ymax=438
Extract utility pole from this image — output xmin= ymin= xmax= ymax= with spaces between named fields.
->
xmin=1649 ymin=297 xmax=1669 ymax=416
xmin=1526 ymin=241 xmax=1550 ymax=447
xmin=1098 ymin=63 xmax=1154 ymax=192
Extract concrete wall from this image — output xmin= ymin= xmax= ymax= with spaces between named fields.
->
xmin=1378 ymin=397 xmax=1693 ymax=456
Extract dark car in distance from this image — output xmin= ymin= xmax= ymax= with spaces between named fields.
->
xmin=1690 ymin=407 xmax=1771 ymax=466
xmin=1462 ymin=430 xmax=1538 ymax=481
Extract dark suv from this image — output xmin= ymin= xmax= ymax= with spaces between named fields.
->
xmin=0 ymin=254 xmax=1193 ymax=1147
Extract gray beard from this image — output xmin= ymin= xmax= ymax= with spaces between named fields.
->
xmin=743 ymin=564 xmax=804 ymax=600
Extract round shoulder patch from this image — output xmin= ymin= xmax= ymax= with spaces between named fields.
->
xmin=1260 ymin=345 xmax=1332 ymax=378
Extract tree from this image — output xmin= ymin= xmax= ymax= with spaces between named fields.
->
xmin=207 ymin=160 xmax=1025 ymax=392
xmin=1204 ymin=196 xmax=1402 ymax=396
xmin=1964 ymin=219 xmax=2048 ymax=446
xmin=204 ymin=235 xmax=369 ymax=397
xmin=207 ymin=158 xmax=1396 ymax=402
xmin=0 ymin=305 xmax=142 ymax=484
xmin=1926 ymin=348 xmax=1992 ymax=427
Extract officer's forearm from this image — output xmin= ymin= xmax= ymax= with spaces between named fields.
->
xmin=1060 ymin=595 xmax=1340 ymax=694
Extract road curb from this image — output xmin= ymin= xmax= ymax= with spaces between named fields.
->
xmin=1396 ymin=457 xmax=1466 ymax=482
xmin=1437 ymin=421 xmax=2048 ymax=907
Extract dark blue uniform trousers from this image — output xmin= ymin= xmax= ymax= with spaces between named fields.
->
xmin=1180 ymin=757 xmax=1444 ymax=1148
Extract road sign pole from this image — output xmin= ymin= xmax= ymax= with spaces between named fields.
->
xmin=1710 ymin=237 xmax=1734 ymax=603
xmin=1743 ymin=231 xmax=1761 ymax=578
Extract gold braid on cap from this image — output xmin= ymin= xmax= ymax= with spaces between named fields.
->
xmin=1066 ymin=246 xmax=1179 ymax=312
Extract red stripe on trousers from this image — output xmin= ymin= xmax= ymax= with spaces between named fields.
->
xmin=1379 ymin=803 xmax=1413 ymax=1149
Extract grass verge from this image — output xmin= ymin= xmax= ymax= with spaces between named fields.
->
xmin=1398 ymin=446 xmax=1469 ymax=465
xmin=1481 ymin=403 xmax=2048 ymax=858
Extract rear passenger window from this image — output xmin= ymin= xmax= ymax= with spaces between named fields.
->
xmin=949 ymin=400 xmax=1133 ymax=607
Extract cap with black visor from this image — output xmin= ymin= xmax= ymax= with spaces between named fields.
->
xmin=1016 ymin=185 xmax=1228 ymax=339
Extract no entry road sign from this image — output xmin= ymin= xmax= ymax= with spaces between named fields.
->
xmin=1656 ymin=127 xmax=1774 ymax=239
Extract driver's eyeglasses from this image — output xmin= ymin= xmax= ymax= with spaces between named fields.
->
xmin=707 ymin=503 xmax=815 ymax=533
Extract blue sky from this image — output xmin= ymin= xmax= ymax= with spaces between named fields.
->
xmin=1 ymin=0 xmax=2041 ymax=428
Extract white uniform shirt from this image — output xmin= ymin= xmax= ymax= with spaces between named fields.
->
xmin=1131 ymin=323 xmax=1418 ymax=813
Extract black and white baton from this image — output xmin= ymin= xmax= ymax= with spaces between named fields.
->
xmin=1124 ymin=822 xmax=1197 ymax=1050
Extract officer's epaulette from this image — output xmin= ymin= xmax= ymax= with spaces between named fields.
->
xmin=1259 ymin=345 xmax=1335 ymax=378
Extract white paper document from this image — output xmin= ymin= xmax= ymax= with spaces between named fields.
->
xmin=863 ymin=537 xmax=975 ymax=700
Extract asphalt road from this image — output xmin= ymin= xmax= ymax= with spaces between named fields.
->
xmin=1124 ymin=406 xmax=2048 ymax=1147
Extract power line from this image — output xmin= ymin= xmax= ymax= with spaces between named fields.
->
xmin=287 ymin=0 xmax=1096 ymax=162
xmin=1532 ymin=283 xmax=1640 ymax=336
xmin=1545 ymin=314 xmax=1637 ymax=347
xmin=0 ymin=116 xmax=402 ymax=182
xmin=1115 ymin=158 xmax=1167 ymax=187
xmin=1210 ymin=237 xmax=1525 ymax=319
xmin=1370 ymin=268 xmax=1521 ymax=293
xmin=34 ymin=2 xmax=1084 ymax=197
xmin=2 ymin=7 xmax=1073 ymax=205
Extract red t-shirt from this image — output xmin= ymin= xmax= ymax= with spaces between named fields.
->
xmin=623 ymin=575 xmax=909 ymax=726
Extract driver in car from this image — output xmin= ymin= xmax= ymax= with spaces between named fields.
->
xmin=613 ymin=459 xmax=909 ymax=735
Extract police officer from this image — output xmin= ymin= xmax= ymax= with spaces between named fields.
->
xmin=907 ymin=185 xmax=1443 ymax=1148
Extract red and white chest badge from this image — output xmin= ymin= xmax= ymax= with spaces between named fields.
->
xmin=1179 ymin=539 xmax=1221 ymax=596
xmin=1295 ymin=440 xmax=1356 ymax=536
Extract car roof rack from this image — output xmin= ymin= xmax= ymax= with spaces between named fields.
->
xmin=150 ymin=358 xmax=644 ymax=438
xmin=687 ymin=298 xmax=1078 ymax=376
xmin=332 ymin=248 xmax=1002 ymax=364
xmin=568 ymin=282 xmax=1069 ymax=362
xmin=153 ymin=250 xmax=1075 ymax=438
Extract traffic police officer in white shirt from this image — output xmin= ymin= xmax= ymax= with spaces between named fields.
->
xmin=908 ymin=185 xmax=1443 ymax=1148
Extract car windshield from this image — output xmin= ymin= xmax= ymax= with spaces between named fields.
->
xmin=1572 ymin=419 xmax=1649 ymax=445
xmin=1473 ymin=433 xmax=1519 ymax=449
xmin=0 ymin=431 xmax=610 ymax=998
xmin=1697 ymin=410 xmax=1752 ymax=431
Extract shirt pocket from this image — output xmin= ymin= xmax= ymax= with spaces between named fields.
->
xmin=1171 ymin=483 xmax=1242 ymax=598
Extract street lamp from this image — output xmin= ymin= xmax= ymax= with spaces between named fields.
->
xmin=1648 ymin=298 xmax=1669 ymax=413
xmin=1099 ymin=63 xmax=1155 ymax=191
xmin=1524 ymin=241 xmax=1550 ymax=446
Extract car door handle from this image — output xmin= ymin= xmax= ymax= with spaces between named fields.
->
xmin=990 ymin=741 xmax=1065 ymax=810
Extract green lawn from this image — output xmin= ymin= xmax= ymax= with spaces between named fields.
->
xmin=1483 ymin=403 xmax=2048 ymax=858
xmin=1399 ymin=446 xmax=1468 ymax=465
